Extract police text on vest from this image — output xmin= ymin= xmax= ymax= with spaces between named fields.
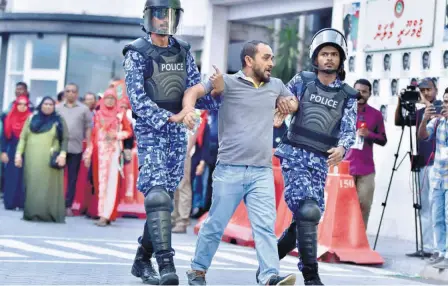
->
xmin=309 ymin=94 xmax=338 ymax=108
xmin=160 ymin=63 xmax=184 ymax=72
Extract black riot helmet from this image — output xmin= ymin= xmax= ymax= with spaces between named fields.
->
xmin=143 ymin=0 xmax=183 ymax=35
xmin=309 ymin=28 xmax=348 ymax=78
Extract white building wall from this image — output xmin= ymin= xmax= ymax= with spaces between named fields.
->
xmin=332 ymin=0 xmax=446 ymax=243
xmin=227 ymin=0 xmax=332 ymax=21
xmin=200 ymin=2 xmax=229 ymax=78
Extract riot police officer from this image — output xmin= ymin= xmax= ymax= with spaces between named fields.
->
xmin=122 ymin=0 xmax=216 ymax=285
xmin=270 ymin=28 xmax=358 ymax=285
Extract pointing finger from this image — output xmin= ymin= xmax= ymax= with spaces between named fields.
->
xmin=212 ymin=65 xmax=221 ymax=74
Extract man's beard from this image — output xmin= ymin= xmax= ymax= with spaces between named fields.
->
xmin=253 ymin=66 xmax=271 ymax=83
xmin=358 ymin=97 xmax=367 ymax=105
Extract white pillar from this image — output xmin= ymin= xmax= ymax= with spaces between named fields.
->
xmin=200 ymin=3 xmax=229 ymax=80
xmin=273 ymin=19 xmax=282 ymax=55
xmin=297 ymin=14 xmax=307 ymax=71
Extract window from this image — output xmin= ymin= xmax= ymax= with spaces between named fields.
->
xmin=30 ymin=80 xmax=58 ymax=106
xmin=32 ymin=35 xmax=63 ymax=69
xmin=9 ymin=35 xmax=26 ymax=72
xmin=66 ymin=37 xmax=132 ymax=97
xmin=3 ymin=34 xmax=67 ymax=110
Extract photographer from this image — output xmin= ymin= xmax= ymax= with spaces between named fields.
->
xmin=394 ymin=78 xmax=441 ymax=258
xmin=417 ymin=89 xmax=448 ymax=268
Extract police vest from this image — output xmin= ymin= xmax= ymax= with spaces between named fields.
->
xmin=122 ymin=37 xmax=189 ymax=114
xmin=286 ymin=71 xmax=358 ymax=157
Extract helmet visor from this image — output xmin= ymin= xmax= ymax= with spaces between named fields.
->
xmin=144 ymin=7 xmax=183 ymax=35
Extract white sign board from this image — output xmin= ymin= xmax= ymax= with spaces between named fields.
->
xmin=363 ymin=0 xmax=436 ymax=52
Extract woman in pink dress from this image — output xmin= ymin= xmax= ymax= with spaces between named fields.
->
xmin=84 ymin=88 xmax=133 ymax=226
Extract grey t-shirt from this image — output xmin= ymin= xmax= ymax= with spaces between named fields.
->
xmin=56 ymin=101 xmax=92 ymax=154
xmin=202 ymin=71 xmax=293 ymax=167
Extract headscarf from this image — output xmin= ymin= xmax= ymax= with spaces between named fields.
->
xmin=30 ymin=96 xmax=63 ymax=142
xmin=110 ymin=79 xmax=131 ymax=111
xmin=4 ymin=95 xmax=31 ymax=139
xmin=96 ymin=88 xmax=119 ymax=132
xmin=119 ymin=95 xmax=131 ymax=111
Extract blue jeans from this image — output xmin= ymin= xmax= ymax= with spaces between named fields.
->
xmin=420 ymin=165 xmax=435 ymax=252
xmin=431 ymin=186 xmax=448 ymax=257
xmin=191 ymin=163 xmax=279 ymax=284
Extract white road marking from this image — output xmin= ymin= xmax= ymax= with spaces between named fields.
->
xmin=107 ymin=243 xmax=230 ymax=266
xmin=280 ymin=255 xmax=351 ymax=272
xmin=0 ymin=259 xmax=416 ymax=280
xmin=176 ymin=245 xmax=259 ymax=266
xmin=0 ymin=235 xmax=415 ymax=280
xmin=0 ymin=235 xmax=197 ymax=245
xmin=0 ymin=251 xmax=27 ymax=258
xmin=45 ymin=240 xmax=134 ymax=260
xmin=106 ymin=243 xmax=141 ymax=250
xmin=0 ymin=239 xmax=96 ymax=260
xmin=346 ymin=264 xmax=402 ymax=276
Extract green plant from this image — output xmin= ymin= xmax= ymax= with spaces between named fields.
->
xmin=271 ymin=20 xmax=299 ymax=83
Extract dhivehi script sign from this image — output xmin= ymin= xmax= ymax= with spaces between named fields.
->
xmin=363 ymin=0 xmax=435 ymax=52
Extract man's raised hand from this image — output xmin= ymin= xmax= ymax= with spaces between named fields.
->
xmin=210 ymin=65 xmax=224 ymax=96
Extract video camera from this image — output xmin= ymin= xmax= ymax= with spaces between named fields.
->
xmin=398 ymin=85 xmax=421 ymax=126
xmin=400 ymin=85 xmax=421 ymax=114
xmin=400 ymin=85 xmax=420 ymax=106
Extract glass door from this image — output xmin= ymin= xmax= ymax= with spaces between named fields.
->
xmin=3 ymin=34 xmax=67 ymax=109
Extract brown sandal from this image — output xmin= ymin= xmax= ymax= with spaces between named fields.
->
xmin=95 ymin=217 xmax=109 ymax=227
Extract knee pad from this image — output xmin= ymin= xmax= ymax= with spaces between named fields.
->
xmin=296 ymin=199 xmax=321 ymax=224
xmin=144 ymin=186 xmax=172 ymax=213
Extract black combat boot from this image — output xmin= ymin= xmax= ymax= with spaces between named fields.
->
xmin=302 ymin=264 xmax=323 ymax=285
xmin=256 ymin=221 xmax=297 ymax=283
xmin=131 ymin=245 xmax=160 ymax=285
xmin=131 ymin=222 xmax=160 ymax=284
xmin=156 ymin=251 xmax=179 ymax=285
xmin=296 ymin=221 xmax=324 ymax=285
xmin=145 ymin=187 xmax=179 ymax=285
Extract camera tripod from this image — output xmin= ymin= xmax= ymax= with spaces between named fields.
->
xmin=373 ymin=112 xmax=425 ymax=259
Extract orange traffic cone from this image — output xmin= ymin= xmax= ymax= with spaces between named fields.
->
xmin=317 ymin=161 xmax=384 ymax=265
xmin=274 ymin=193 xmax=293 ymax=237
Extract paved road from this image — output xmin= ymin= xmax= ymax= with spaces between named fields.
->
xmin=0 ymin=207 xmax=438 ymax=285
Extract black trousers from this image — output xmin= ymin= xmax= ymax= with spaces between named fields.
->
xmin=65 ymin=153 xmax=82 ymax=208
xmin=204 ymin=162 xmax=215 ymax=211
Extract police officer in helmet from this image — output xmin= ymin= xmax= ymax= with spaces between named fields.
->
xmin=123 ymin=0 xmax=216 ymax=285
xmin=266 ymin=28 xmax=358 ymax=285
